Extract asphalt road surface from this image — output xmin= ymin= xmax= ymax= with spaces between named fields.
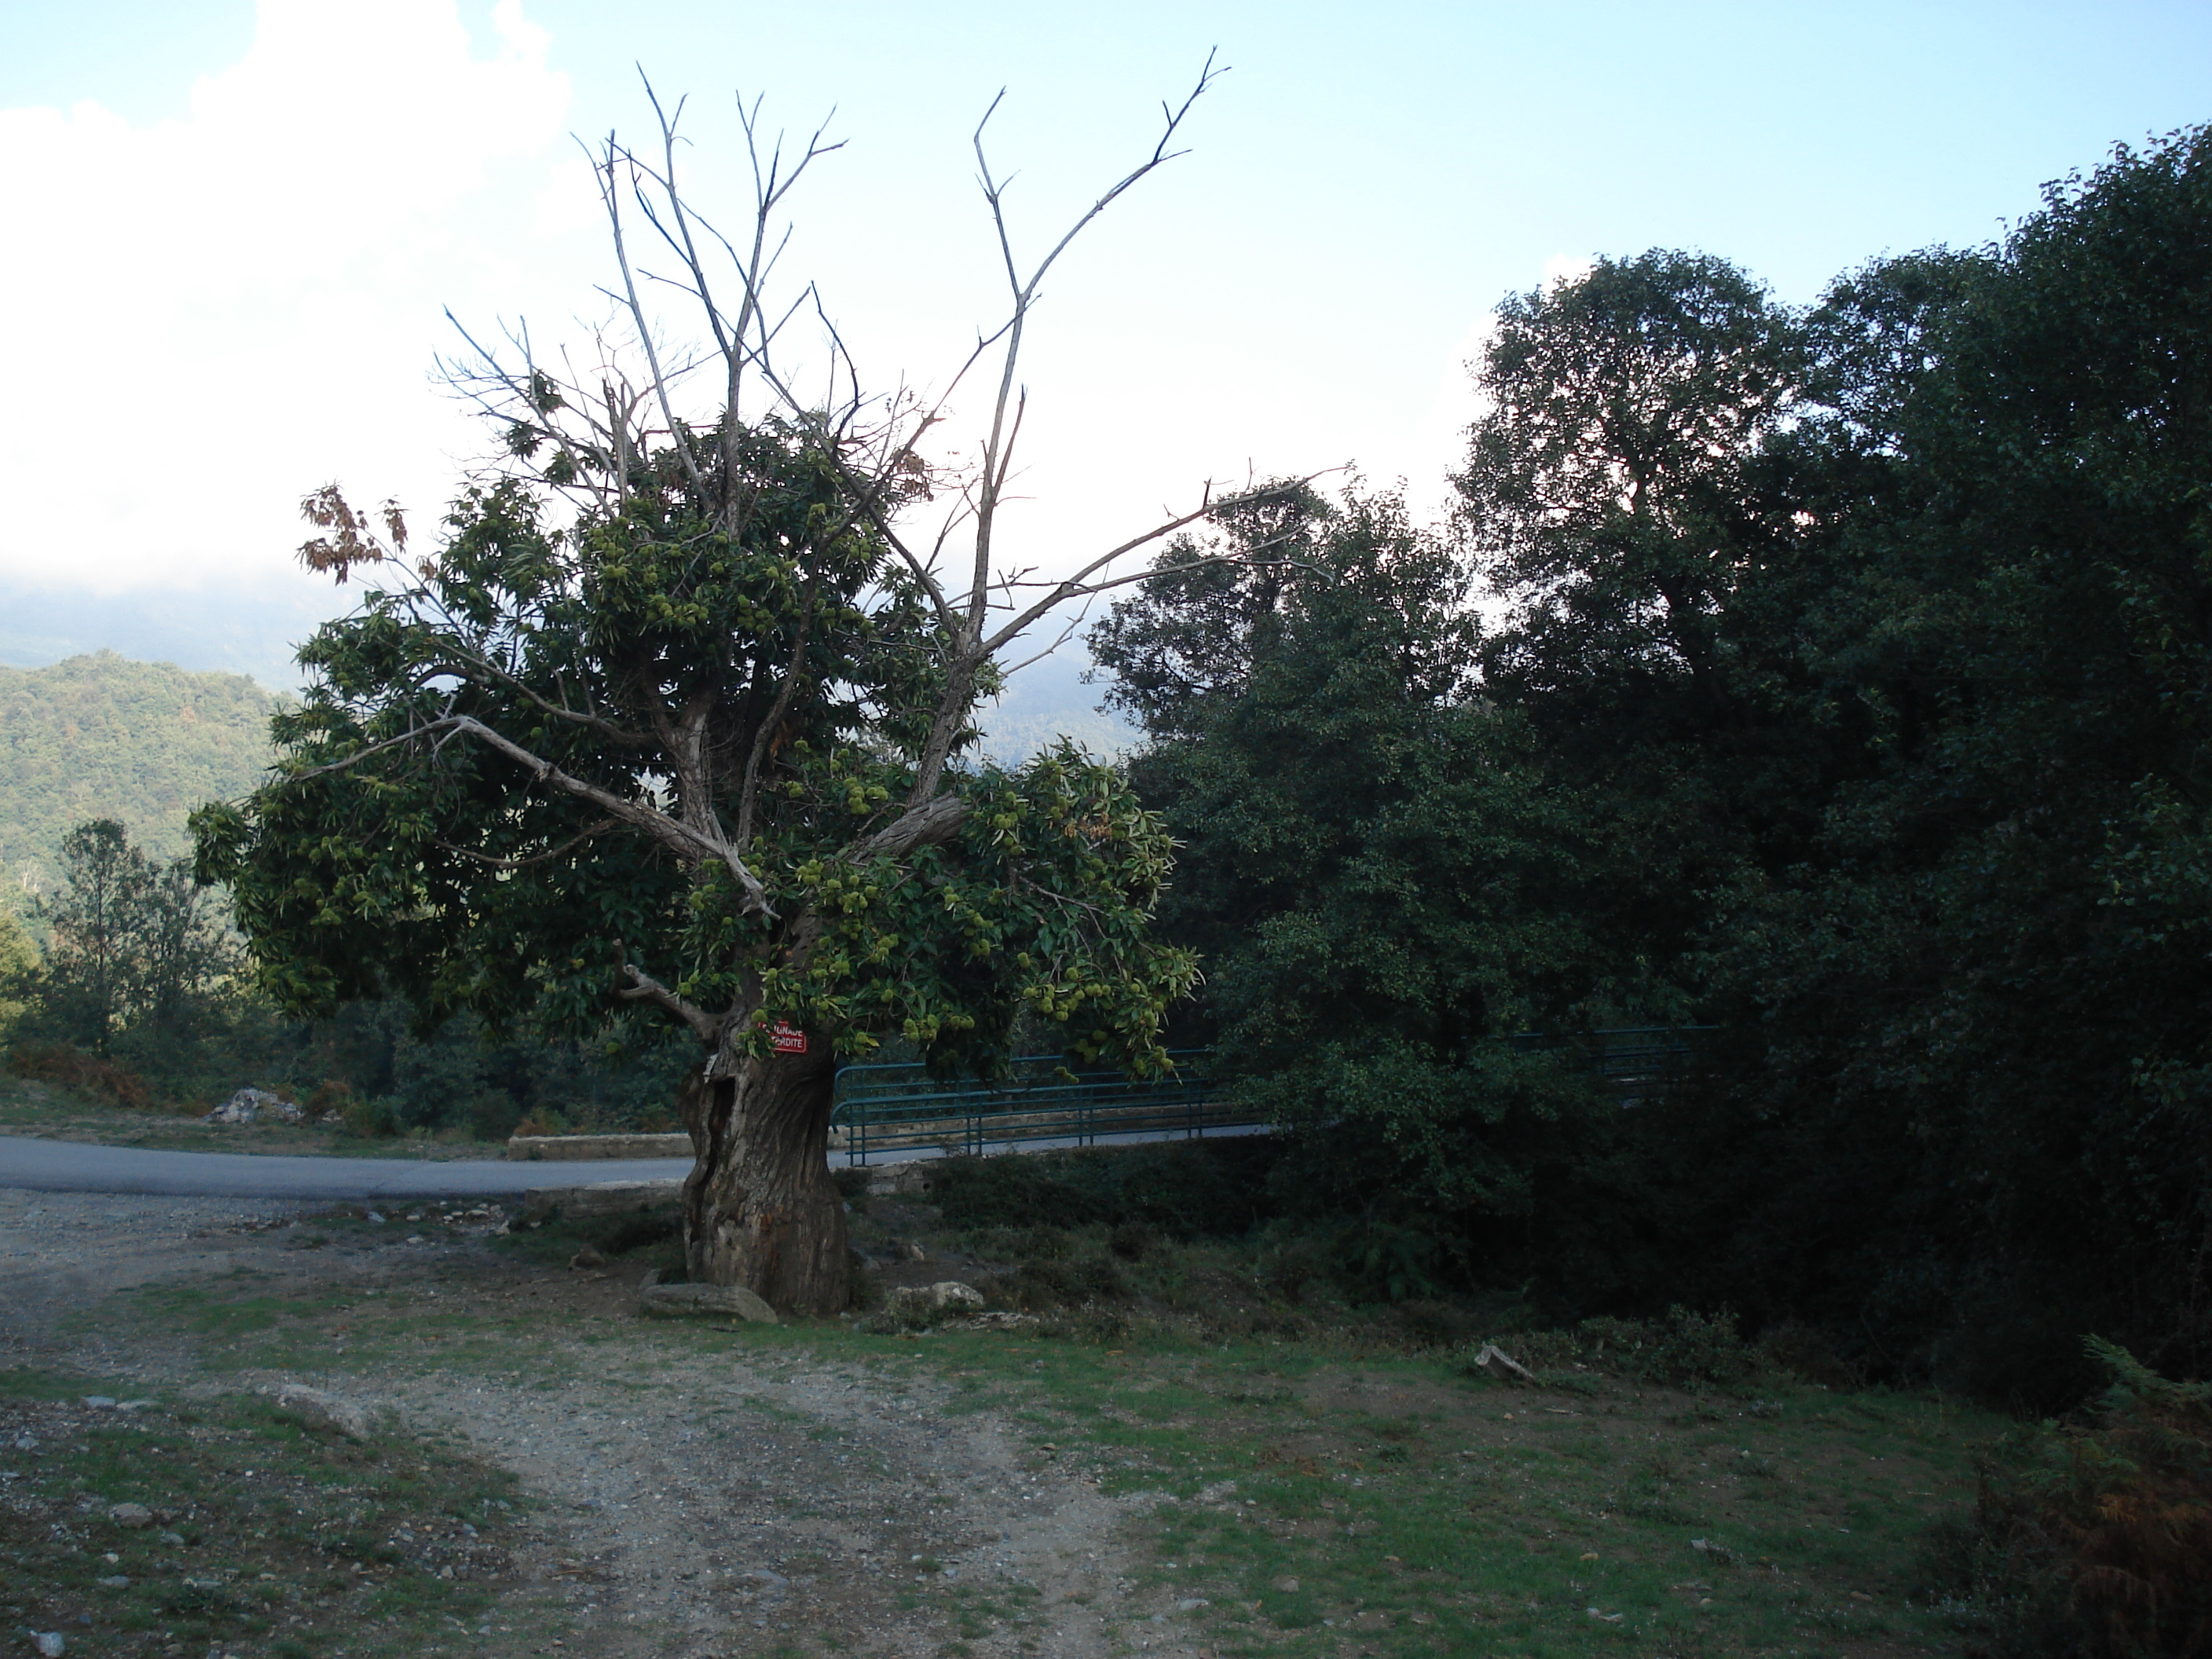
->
xmin=0 ymin=1136 xmax=694 ymax=1199
xmin=0 ymin=1122 xmax=1269 ymax=1199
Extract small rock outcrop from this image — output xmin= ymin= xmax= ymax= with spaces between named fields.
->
xmin=891 ymin=1280 xmax=986 ymax=1314
xmin=107 ymin=1502 xmax=153 ymax=1529
xmin=206 ymin=1087 xmax=303 ymax=1125
xmin=270 ymin=1383 xmax=372 ymax=1440
xmin=639 ymin=1282 xmax=780 ymax=1324
xmin=866 ymin=1162 xmax=934 ymax=1197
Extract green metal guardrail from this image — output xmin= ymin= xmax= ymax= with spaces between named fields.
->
xmin=830 ymin=1049 xmax=1234 ymax=1165
xmin=829 ymin=1028 xmax=1718 ymax=1165
xmin=1513 ymin=1025 xmax=1720 ymax=1103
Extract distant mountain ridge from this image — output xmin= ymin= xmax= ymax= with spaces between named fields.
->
xmin=0 ymin=646 xmax=1136 ymax=903
xmin=0 ymin=577 xmax=337 ymax=695
xmin=974 ymin=650 xmax=1136 ymax=765
xmin=0 ymin=650 xmax=281 ymax=898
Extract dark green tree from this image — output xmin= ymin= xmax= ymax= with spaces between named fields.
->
xmin=131 ymin=858 xmax=244 ymax=1048
xmin=1461 ymin=250 xmax=1801 ymax=716
xmin=1094 ymin=488 xmax=1644 ymax=1287
xmin=26 ymin=819 xmax=240 ymax=1061
xmin=196 ymin=68 xmax=1282 ymax=1313
xmin=38 ymin=819 xmax=154 ymax=1055
xmin=1097 ymin=130 xmax=2212 ymax=1375
xmin=0 ymin=905 xmax=39 ymax=1042
xmin=1704 ymin=125 xmax=2212 ymax=1388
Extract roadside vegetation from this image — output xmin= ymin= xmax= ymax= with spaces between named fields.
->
xmin=0 ymin=1069 xmax=516 ymax=1159
xmin=0 ymin=836 xmax=696 ymax=1137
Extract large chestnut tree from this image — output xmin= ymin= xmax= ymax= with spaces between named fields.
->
xmin=196 ymin=64 xmax=1284 ymax=1313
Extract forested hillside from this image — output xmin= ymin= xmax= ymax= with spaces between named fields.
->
xmin=0 ymin=651 xmax=278 ymax=897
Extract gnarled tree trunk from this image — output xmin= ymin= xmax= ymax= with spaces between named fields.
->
xmin=678 ymin=1038 xmax=848 ymax=1314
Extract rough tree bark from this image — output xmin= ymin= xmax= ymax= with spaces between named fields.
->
xmin=678 ymin=1038 xmax=848 ymax=1312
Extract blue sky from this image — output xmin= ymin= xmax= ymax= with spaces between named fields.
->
xmin=2 ymin=0 xmax=2206 ymax=691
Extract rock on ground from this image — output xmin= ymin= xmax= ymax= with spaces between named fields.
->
xmin=892 ymin=1280 xmax=986 ymax=1314
xmin=271 ymin=1382 xmax=372 ymax=1440
xmin=638 ymin=1282 xmax=779 ymax=1324
xmin=205 ymin=1088 xmax=302 ymax=1125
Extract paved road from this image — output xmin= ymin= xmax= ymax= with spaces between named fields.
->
xmin=0 ymin=1121 xmax=1270 ymax=1199
xmin=0 ymin=1135 xmax=694 ymax=1199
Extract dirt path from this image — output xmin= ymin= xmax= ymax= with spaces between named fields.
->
xmin=371 ymin=1342 xmax=1149 ymax=1656
xmin=0 ymin=1188 xmax=1186 ymax=1658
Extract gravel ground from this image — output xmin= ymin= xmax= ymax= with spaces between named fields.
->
xmin=0 ymin=1188 xmax=1207 ymax=1657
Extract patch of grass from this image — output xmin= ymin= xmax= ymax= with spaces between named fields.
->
xmin=0 ymin=1369 xmax=552 ymax=1659
xmin=690 ymin=1315 xmax=2004 ymax=1659
xmin=35 ymin=1153 xmax=2022 ymax=1659
xmin=495 ymin=1205 xmax=685 ymax=1274
xmin=89 ymin=1266 xmax=595 ymax=1387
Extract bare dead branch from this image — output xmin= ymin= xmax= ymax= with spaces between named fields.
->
xmin=598 ymin=135 xmax=708 ymax=494
xmin=962 ymin=52 xmax=1227 ymax=634
xmin=980 ymin=476 xmax=1316 ymax=657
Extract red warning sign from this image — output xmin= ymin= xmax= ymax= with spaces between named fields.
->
xmin=769 ymin=1020 xmax=808 ymax=1056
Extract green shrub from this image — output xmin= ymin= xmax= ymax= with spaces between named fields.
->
xmin=994 ymin=1250 xmax=1129 ymax=1311
xmin=1325 ymin=1214 xmax=1461 ymax=1304
xmin=6 ymin=1041 xmax=155 ymax=1111
xmin=337 ymin=1093 xmax=400 ymax=1138
xmin=926 ymin=1138 xmax=1280 ymax=1236
xmin=465 ymin=1088 xmax=523 ymax=1142
xmin=1108 ymin=1220 xmax=1156 ymax=1260
xmin=302 ymin=1078 xmax=353 ymax=1120
xmin=928 ymin=1156 xmax=1115 ymax=1230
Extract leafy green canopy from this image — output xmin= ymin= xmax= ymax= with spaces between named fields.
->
xmin=195 ymin=422 xmax=1193 ymax=1077
xmin=1097 ymin=126 xmax=2212 ymax=1390
xmin=1094 ymin=486 xmax=1644 ymax=1231
xmin=1694 ymin=123 xmax=2212 ymax=1389
xmin=0 ymin=906 xmax=36 ymax=1040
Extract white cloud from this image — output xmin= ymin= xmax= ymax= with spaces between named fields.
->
xmin=0 ymin=0 xmax=573 ymax=592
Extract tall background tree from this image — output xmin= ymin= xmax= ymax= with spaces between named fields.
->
xmin=1096 ymin=124 xmax=2212 ymax=1395
xmin=14 ymin=818 xmax=242 ymax=1068
xmin=197 ymin=64 xmax=1295 ymax=1313
xmin=39 ymin=819 xmax=156 ymax=1057
xmin=1700 ymin=124 xmax=2212 ymax=1394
